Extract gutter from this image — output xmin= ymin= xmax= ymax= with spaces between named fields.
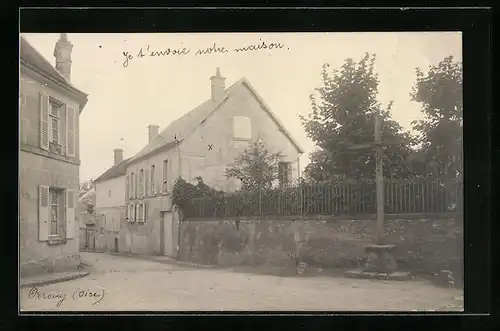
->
xmin=20 ymin=59 xmax=89 ymax=111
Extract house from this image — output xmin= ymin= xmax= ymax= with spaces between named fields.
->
xmin=20 ymin=34 xmax=88 ymax=276
xmin=77 ymin=186 xmax=95 ymax=251
xmin=92 ymin=149 xmax=130 ymax=253
xmin=117 ymin=68 xmax=303 ymax=257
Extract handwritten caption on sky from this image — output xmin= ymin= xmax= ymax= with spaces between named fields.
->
xmin=122 ymin=40 xmax=289 ymax=67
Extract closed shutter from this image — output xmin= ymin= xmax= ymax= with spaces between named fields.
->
xmin=38 ymin=185 xmax=49 ymax=241
xmin=66 ymin=106 xmax=76 ymax=157
xmin=125 ymin=173 xmax=129 ymax=201
xmin=133 ymin=204 xmax=137 ymax=222
xmin=66 ymin=189 xmax=75 ymax=239
xmin=39 ymin=92 xmax=49 ymax=151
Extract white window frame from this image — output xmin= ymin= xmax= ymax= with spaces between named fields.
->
xmin=233 ymin=116 xmax=252 ymax=141
xmin=49 ymin=99 xmax=61 ymax=145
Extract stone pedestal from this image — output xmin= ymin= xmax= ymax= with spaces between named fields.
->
xmin=344 ymin=244 xmax=411 ymax=281
xmin=363 ymin=244 xmax=397 ymax=274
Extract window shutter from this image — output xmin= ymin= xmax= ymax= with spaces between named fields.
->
xmin=126 ymin=204 xmax=130 ymax=222
xmin=145 ymin=168 xmax=149 ymax=197
xmin=287 ymin=163 xmax=292 ymax=187
xmin=142 ymin=203 xmax=146 ymax=222
xmin=66 ymin=105 xmax=76 ymax=157
xmin=39 ymin=92 xmax=49 ymax=151
xmin=66 ymin=189 xmax=75 ymax=239
xmin=133 ymin=204 xmax=137 ymax=222
xmin=125 ymin=173 xmax=129 ymax=201
xmin=38 ymin=185 xmax=49 ymax=241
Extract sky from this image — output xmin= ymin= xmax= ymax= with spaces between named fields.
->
xmin=21 ymin=32 xmax=462 ymax=182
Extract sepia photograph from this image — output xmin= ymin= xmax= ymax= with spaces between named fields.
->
xmin=19 ymin=31 xmax=463 ymax=312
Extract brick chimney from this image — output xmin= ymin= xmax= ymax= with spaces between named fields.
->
xmin=53 ymin=33 xmax=73 ymax=82
xmin=148 ymin=125 xmax=160 ymax=143
xmin=210 ymin=67 xmax=226 ymax=102
xmin=114 ymin=149 xmax=124 ymax=165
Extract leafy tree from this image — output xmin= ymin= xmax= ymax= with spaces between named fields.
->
xmin=300 ymin=53 xmax=416 ymax=182
xmin=225 ymin=140 xmax=283 ymax=191
xmin=410 ymin=55 xmax=463 ymax=179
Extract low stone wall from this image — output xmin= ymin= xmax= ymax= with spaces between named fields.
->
xmin=20 ymin=253 xmax=81 ymax=278
xmin=179 ymin=216 xmax=463 ymax=276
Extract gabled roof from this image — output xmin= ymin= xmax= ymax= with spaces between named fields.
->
xmin=94 ymin=158 xmax=131 ymax=183
xmin=19 ymin=35 xmax=88 ymax=110
xmin=128 ymin=77 xmax=303 ymax=165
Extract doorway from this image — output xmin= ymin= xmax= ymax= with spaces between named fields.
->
xmin=161 ymin=212 xmax=174 ymax=257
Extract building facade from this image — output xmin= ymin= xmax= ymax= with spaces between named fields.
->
xmin=20 ymin=34 xmax=88 ymax=276
xmin=117 ymin=69 xmax=303 ymax=258
xmin=92 ymin=149 xmax=129 ymax=253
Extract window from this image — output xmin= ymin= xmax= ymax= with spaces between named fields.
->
xmin=135 ymin=172 xmax=138 ymax=198
xmin=130 ymin=172 xmax=135 ymax=199
xmin=49 ymin=101 xmax=60 ymax=144
xmin=150 ymin=164 xmax=156 ymax=194
xmin=233 ymin=116 xmax=252 ymax=140
xmin=49 ymin=189 xmax=61 ymax=235
xmin=163 ymin=160 xmax=168 ymax=192
xmin=139 ymin=169 xmax=144 ymax=197
xmin=278 ymin=162 xmax=291 ymax=188
xmin=38 ymin=186 xmax=75 ymax=242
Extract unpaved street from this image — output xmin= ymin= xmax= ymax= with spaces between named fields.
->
xmin=20 ymin=252 xmax=464 ymax=311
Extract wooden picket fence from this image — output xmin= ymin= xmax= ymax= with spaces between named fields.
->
xmin=184 ymin=178 xmax=463 ymax=219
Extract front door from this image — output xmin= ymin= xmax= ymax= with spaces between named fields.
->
xmin=162 ymin=212 xmax=174 ymax=257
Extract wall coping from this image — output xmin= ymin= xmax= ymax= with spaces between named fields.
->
xmin=184 ymin=212 xmax=463 ymax=222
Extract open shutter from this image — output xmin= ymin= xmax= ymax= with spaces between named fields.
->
xmin=145 ymin=168 xmax=149 ymax=197
xmin=66 ymin=105 xmax=76 ymax=157
xmin=287 ymin=163 xmax=293 ymax=187
xmin=133 ymin=204 xmax=137 ymax=222
xmin=142 ymin=203 xmax=146 ymax=223
xmin=66 ymin=189 xmax=75 ymax=239
xmin=126 ymin=204 xmax=130 ymax=222
xmin=38 ymin=185 xmax=49 ymax=241
xmin=39 ymin=92 xmax=49 ymax=151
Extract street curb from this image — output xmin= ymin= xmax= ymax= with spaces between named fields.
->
xmin=20 ymin=271 xmax=90 ymax=288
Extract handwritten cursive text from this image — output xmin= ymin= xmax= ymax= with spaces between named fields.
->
xmin=27 ymin=286 xmax=105 ymax=308
xmin=122 ymin=40 xmax=288 ymax=67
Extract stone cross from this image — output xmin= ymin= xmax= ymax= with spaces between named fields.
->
xmin=347 ymin=110 xmax=402 ymax=244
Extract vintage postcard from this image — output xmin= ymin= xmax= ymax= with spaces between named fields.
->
xmin=19 ymin=31 xmax=463 ymax=312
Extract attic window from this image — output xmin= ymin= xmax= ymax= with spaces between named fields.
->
xmin=233 ymin=116 xmax=251 ymax=141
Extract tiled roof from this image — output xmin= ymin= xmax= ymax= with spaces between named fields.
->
xmin=94 ymin=158 xmax=131 ymax=183
xmin=19 ymin=35 xmax=88 ymax=107
xmin=128 ymin=78 xmax=303 ymax=165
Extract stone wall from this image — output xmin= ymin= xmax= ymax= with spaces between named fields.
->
xmin=179 ymin=216 xmax=463 ymax=276
xmin=20 ymin=150 xmax=80 ymax=277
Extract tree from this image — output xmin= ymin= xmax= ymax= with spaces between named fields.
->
xmin=225 ymin=140 xmax=283 ymax=191
xmin=300 ymin=53 xmax=416 ymax=182
xmin=410 ymin=55 xmax=463 ymax=179
xmin=79 ymin=179 xmax=94 ymax=197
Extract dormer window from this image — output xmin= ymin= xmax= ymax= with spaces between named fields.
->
xmin=233 ymin=116 xmax=251 ymax=141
